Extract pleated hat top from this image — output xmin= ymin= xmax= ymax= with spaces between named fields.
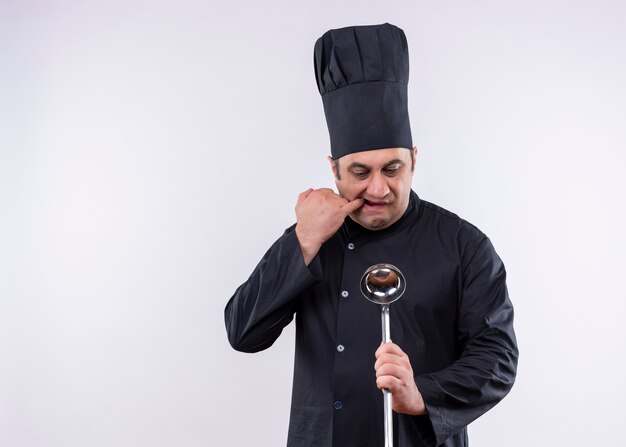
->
xmin=314 ymin=23 xmax=413 ymax=159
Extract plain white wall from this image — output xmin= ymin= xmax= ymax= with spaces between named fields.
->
xmin=2 ymin=1 xmax=625 ymax=446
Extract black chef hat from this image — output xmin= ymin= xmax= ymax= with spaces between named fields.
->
xmin=314 ymin=23 xmax=412 ymax=160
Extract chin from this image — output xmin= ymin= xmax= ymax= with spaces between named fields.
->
xmin=357 ymin=216 xmax=390 ymax=230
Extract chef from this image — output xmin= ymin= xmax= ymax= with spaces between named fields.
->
xmin=225 ymin=22 xmax=518 ymax=447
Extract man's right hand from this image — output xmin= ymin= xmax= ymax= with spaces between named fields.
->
xmin=295 ymin=188 xmax=363 ymax=265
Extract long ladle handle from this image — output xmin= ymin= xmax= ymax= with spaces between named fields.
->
xmin=381 ymin=304 xmax=393 ymax=447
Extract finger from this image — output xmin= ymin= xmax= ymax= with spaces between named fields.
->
xmin=376 ymin=375 xmax=402 ymax=392
xmin=375 ymin=363 xmax=407 ymax=379
xmin=375 ymin=341 xmax=404 ymax=358
xmin=296 ymin=188 xmax=314 ymax=205
xmin=307 ymin=188 xmax=342 ymax=203
xmin=374 ymin=353 xmax=409 ymax=370
xmin=316 ymin=187 xmax=336 ymax=194
xmin=342 ymin=197 xmax=364 ymax=214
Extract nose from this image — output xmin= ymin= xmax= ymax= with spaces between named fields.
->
xmin=366 ymin=172 xmax=390 ymax=198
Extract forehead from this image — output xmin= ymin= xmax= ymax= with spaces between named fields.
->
xmin=338 ymin=147 xmax=411 ymax=167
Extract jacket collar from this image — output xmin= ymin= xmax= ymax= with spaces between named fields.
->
xmin=342 ymin=190 xmax=421 ymax=241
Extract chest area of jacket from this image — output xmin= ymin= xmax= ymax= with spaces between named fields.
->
xmin=303 ymin=230 xmax=460 ymax=328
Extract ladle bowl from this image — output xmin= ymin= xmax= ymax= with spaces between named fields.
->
xmin=360 ymin=263 xmax=406 ymax=305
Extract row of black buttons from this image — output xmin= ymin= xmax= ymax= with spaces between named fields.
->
xmin=334 ymin=243 xmax=355 ymax=412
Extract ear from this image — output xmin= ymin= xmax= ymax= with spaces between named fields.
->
xmin=328 ymin=155 xmax=338 ymax=179
xmin=411 ymin=146 xmax=418 ymax=170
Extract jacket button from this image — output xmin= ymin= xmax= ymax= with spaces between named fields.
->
xmin=341 ymin=290 xmax=349 ymax=298
xmin=347 ymin=242 xmax=355 ymax=250
xmin=336 ymin=344 xmax=345 ymax=352
xmin=334 ymin=401 xmax=343 ymax=410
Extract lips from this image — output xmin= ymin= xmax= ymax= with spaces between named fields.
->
xmin=363 ymin=199 xmax=387 ymax=207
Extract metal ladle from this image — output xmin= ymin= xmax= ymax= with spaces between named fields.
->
xmin=360 ymin=263 xmax=406 ymax=447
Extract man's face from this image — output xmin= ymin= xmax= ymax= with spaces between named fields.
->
xmin=330 ymin=147 xmax=416 ymax=231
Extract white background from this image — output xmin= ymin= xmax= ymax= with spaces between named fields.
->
xmin=2 ymin=1 xmax=625 ymax=446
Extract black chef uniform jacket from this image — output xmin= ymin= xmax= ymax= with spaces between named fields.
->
xmin=225 ymin=191 xmax=518 ymax=447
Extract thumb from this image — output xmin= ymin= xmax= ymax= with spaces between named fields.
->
xmin=342 ymin=197 xmax=364 ymax=215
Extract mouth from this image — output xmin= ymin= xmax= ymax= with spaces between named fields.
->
xmin=363 ymin=199 xmax=387 ymax=207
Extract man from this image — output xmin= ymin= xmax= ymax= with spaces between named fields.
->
xmin=225 ymin=23 xmax=518 ymax=447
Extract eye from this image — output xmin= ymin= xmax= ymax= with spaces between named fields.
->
xmin=352 ymin=170 xmax=370 ymax=179
xmin=383 ymin=165 xmax=402 ymax=176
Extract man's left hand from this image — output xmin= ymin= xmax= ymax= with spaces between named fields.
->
xmin=374 ymin=342 xmax=427 ymax=415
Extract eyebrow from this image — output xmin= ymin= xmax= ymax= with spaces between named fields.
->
xmin=347 ymin=159 xmax=406 ymax=171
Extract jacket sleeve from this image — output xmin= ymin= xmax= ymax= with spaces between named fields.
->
xmin=224 ymin=226 xmax=322 ymax=353
xmin=414 ymin=233 xmax=519 ymax=446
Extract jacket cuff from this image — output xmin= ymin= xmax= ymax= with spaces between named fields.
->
xmin=414 ymin=375 xmax=456 ymax=446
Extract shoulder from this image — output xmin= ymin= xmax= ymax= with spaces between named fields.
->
xmin=414 ymin=196 xmax=504 ymax=268
xmin=417 ymin=197 xmax=486 ymax=242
